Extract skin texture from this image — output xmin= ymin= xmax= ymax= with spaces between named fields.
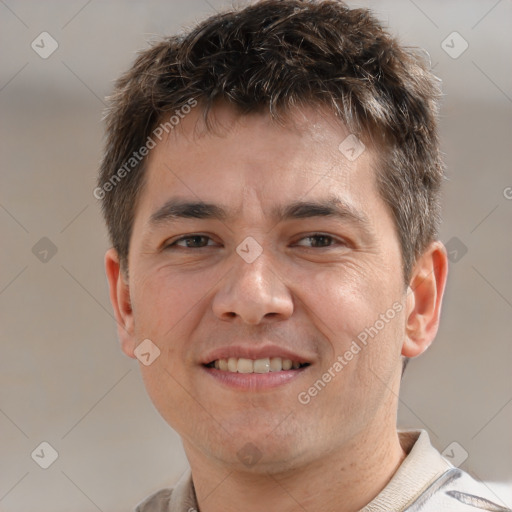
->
xmin=105 ymin=103 xmax=448 ymax=512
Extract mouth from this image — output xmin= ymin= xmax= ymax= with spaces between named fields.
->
xmin=204 ymin=357 xmax=311 ymax=374
xmin=200 ymin=345 xmax=314 ymax=390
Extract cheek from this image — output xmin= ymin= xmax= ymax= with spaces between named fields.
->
xmin=297 ymin=264 xmax=405 ymax=368
xmin=131 ymin=271 xmax=206 ymax=424
xmin=132 ymin=266 xmax=212 ymax=336
xmin=139 ymin=362 xmax=201 ymax=437
xmin=130 ymin=267 xmax=217 ymax=383
xmin=298 ymin=264 xmax=380 ymax=342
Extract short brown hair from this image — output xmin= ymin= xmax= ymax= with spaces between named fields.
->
xmin=98 ymin=0 xmax=444 ymax=282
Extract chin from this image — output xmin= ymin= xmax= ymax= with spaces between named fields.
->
xmin=209 ymin=429 xmax=310 ymax=473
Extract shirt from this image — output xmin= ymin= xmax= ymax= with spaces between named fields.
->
xmin=134 ymin=430 xmax=511 ymax=512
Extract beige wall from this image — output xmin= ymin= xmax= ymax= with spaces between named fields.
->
xmin=1 ymin=1 xmax=511 ymax=510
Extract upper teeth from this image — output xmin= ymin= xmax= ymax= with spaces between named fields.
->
xmin=212 ymin=357 xmax=302 ymax=373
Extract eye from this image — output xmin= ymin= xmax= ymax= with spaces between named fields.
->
xmin=167 ymin=235 xmax=217 ymax=249
xmin=294 ymin=234 xmax=341 ymax=248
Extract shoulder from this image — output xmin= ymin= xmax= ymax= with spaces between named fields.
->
xmin=134 ymin=488 xmax=173 ymax=512
xmin=133 ymin=470 xmax=197 ymax=512
xmin=405 ymin=467 xmax=512 ymax=511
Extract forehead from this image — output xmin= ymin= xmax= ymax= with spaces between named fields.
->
xmin=135 ymin=103 xmax=380 ymax=220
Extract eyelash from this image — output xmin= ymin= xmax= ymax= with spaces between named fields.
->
xmin=165 ymin=233 xmax=344 ymax=249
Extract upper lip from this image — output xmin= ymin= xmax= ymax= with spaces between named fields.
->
xmin=201 ymin=344 xmax=314 ymax=365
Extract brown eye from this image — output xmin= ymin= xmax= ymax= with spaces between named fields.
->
xmin=171 ymin=235 xmax=214 ymax=248
xmin=296 ymin=234 xmax=338 ymax=248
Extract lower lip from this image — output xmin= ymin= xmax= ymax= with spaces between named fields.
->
xmin=201 ymin=365 xmax=309 ymax=391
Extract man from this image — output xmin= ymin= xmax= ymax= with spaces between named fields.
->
xmin=97 ymin=1 xmax=510 ymax=511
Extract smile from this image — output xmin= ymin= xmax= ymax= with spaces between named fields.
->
xmin=206 ymin=357 xmax=310 ymax=373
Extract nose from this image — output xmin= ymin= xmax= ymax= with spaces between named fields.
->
xmin=212 ymin=248 xmax=294 ymax=324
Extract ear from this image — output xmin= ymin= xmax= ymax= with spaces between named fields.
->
xmin=104 ymin=248 xmax=137 ymax=359
xmin=402 ymin=241 xmax=448 ymax=358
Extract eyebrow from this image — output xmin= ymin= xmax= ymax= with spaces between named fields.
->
xmin=148 ymin=196 xmax=371 ymax=230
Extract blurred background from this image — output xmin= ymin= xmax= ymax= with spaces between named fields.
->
xmin=1 ymin=0 xmax=511 ymax=510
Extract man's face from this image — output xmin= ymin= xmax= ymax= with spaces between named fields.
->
xmin=120 ymin=104 xmax=409 ymax=471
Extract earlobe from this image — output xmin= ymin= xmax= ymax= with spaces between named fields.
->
xmin=402 ymin=241 xmax=448 ymax=358
xmin=104 ymin=248 xmax=137 ymax=359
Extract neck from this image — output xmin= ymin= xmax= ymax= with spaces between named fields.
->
xmin=184 ymin=422 xmax=407 ymax=512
